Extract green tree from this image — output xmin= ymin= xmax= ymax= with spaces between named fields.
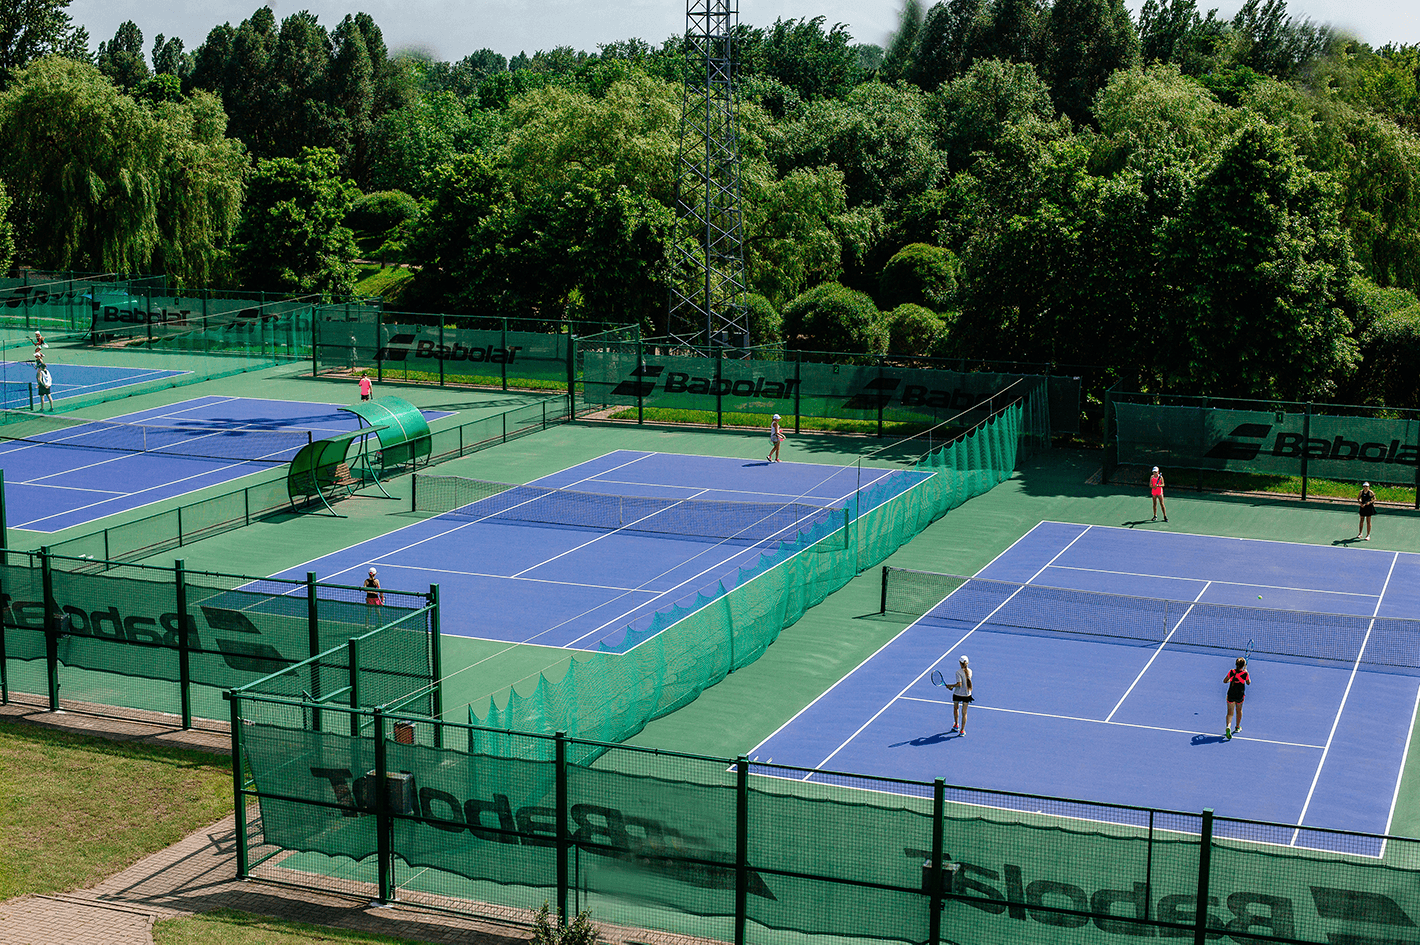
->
xmin=236 ymin=146 xmax=359 ymax=295
xmin=0 ymin=0 xmax=88 ymax=79
xmin=879 ymin=243 xmax=959 ymax=310
xmin=1137 ymin=0 xmax=1226 ymax=74
xmin=905 ymin=0 xmax=991 ymax=90
xmin=151 ymin=33 xmax=191 ymax=79
xmin=1346 ymin=278 xmax=1420 ymax=407
xmin=1161 ymin=121 xmax=1356 ymax=398
xmin=782 ymin=283 xmax=888 ymax=353
xmin=880 ymin=0 xmax=925 ymax=81
xmin=887 ymin=302 xmax=951 ymax=355
xmin=0 ymin=57 xmax=245 ymax=283
xmin=0 ymin=180 xmax=14 ymax=272
xmin=742 ymin=17 xmax=863 ymax=101
xmin=368 ymin=91 xmax=490 ymax=196
xmin=927 ymin=57 xmax=1057 ymax=172
xmin=1039 ymin=0 xmax=1140 ymax=124
xmin=95 ymin=20 xmax=149 ymax=91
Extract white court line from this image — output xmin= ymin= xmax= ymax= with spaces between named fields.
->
xmin=1291 ymin=551 xmax=1400 ymax=844
xmin=753 ymin=522 xmax=1065 ymax=762
xmin=1383 ymin=683 xmax=1420 ymax=847
xmin=288 ymin=451 xmax=658 ymax=586
xmin=1046 ymin=563 xmax=1381 ymax=603
xmin=511 ymin=489 xmax=711 ymax=577
xmin=15 ymin=480 xmax=124 ymax=496
xmin=373 ymin=561 xmax=655 ymax=594
xmin=900 ymin=697 xmax=1327 ymax=750
xmin=809 ymin=524 xmax=1095 ymax=775
xmin=1104 ymin=582 xmax=1212 ymax=723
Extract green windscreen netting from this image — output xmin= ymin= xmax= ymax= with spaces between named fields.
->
xmin=1112 ymin=394 xmax=1420 ymax=489
xmin=465 ymin=400 xmax=1023 ymax=757
xmin=232 ymin=711 xmax=1420 ymax=945
xmin=575 ymin=341 xmax=1058 ymax=450
xmin=0 ymin=553 xmax=433 ymax=722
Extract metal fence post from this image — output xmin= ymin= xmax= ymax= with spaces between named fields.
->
xmin=877 ymin=358 xmax=886 ymax=437
xmin=307 ymin=573 xmax=322 ymax=732
xmin=437 ymin=316 xmax=445 ymax=388
xmin=230 ymin=693 xmax=249 ymax=878
xmin=716 ymin=347 xmax=724 ymax=429
xmin=1301 ymin=403 xmax=1311 ymax=501
xmin=735 ymin=756 xmax=749 ymax=945
xmin=175 ymin=559 xmax=192 ymax=729
xmin=373 ymin=706 xmax=393 ymax=904
xmin=349 ymin=638 xmax=361 ymax=737
xmin=637 ymin=339 xmax=645 ymax=425
xmin=40 ymin=545 xmax=59 ymax=711
xmin=1194 ymin=808 xmax=1214 ymax=945
xmin=501 ymin=317 xmax=509 ymax=390
xmin=929 ymin=777 xmax=945 ymax=945
xmin=794 ymin=357 xmax=802 ymax=435
xmin=429 ymin=584 xmax=443 ymax=748
xmin=556 ymin=731 xmax=570 ymax=924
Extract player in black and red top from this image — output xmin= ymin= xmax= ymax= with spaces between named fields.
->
xmin=1224 ymin=657 xmax=1250 ymax=740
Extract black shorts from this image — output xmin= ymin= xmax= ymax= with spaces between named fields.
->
xmin=1360 ymin=507 xmax=1375 ymax=518
xmin=953 ymin=694 xmax=974 ymax=703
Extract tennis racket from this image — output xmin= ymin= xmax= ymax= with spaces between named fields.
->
xmin=1244 ymin=637 xmax=1254 ymax=662
xmin=930 ymin=670 xmax=948 ymax=687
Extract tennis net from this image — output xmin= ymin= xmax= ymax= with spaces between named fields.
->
xmin=881 ymin=566 xmax=1420 ymax=672
xmin=412 ymin=472 xmax=847 ymax=545
xmin=0 ymin=409 xmax=313 ymax=463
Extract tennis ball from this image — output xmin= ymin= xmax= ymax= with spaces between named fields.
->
xmin=1257 ymin=595 xmax=1262 ymax=599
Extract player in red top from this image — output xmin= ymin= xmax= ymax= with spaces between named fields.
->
xmin=1150 ymin=466 xmax=1168 ymax=522
xmin=1224 ymin=657 xmax=1250 ymax=740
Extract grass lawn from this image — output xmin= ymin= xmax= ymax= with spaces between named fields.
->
xmin=353 ymin=265 xmax=413 ymax=301
xmin=153 ymin=909 xmax=432 ymax=945
xmin=0 ymin=720 xmax=231 ymax=898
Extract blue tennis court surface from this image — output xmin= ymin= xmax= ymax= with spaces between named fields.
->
xmin=750 ymin=523 xmax=1420 ymax=854
xmin=275 ymin=450 xmax=933 ymax=652
xmin=4 ymin=396 xmax=440 ymax=532
xmin=1 ymin=360 xmax=186 ymax=408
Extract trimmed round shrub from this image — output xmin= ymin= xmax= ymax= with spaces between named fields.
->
xmin=887 ymin=303 xmax=950 ymax=357
xmin=347 ymin=189 xmax=421 ymax=233
xmin=741 ymin=292 xmax=783 ymax=345
xmin=783 ymin=283 xmax=888 ymax=355
xmin=878 ymin=243 xmax=958 ymax=311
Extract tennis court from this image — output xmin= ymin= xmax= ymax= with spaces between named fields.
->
xmin=749 ymin=522 xmax=1420 ymax=853
xmin=1 ymin=359 xmax=186 ymax=408
xmin=3 ymin=395 xmax=441 ymax=532
xmin=273 ymin=449 xmax=934 ymax=652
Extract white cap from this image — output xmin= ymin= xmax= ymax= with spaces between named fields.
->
xmin=1363 ymin=482 xmax=1370 ymax=488
xmin=958 ymin=655 xmax=968 ymax=664
xmin=1151 ymin=466 xmax=1159 ymax=472
xmin=772 ymin=414 xmax=781 ymax=420
xmin=368 ymin=568 xmax=377 ymax=576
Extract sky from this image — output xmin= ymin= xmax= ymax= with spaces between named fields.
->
xmin=69 ymin=0 xmax=1419 ymax=64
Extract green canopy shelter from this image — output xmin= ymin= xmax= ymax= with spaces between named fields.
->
xmin=339 ymin=395 xmax=432 ymax=473
xmin=287 ymin=425 xmax=388 ymax=516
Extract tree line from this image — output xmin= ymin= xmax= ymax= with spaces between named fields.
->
xmin=0 ymin=0 xmax=1418 ymax=405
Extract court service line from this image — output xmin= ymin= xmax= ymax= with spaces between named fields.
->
xmin=1104 ymin=581 xmax=1212 ymax=723
xmin=1047 ymin=564 xmax=1379 ymax=603
xmin=374 ymin=561 xmax=655 ymax=594
xmin=290 ymin=452 xmax=661 ymax=586
xmin=509 ymin=488 xmax=712 ymax=577
xmin=901 ymin=697 xmax=1326 ymax=750
xmin=744 ymin=521 xmax=1066 ymax=760
xmin=809 ymin=524 xmax=1096 ymax=775
xmin=1291 ymin=551 xmax=1400 ymax=844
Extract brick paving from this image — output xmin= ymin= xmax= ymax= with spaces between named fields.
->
xmin=0 ymin=695 xmax=701 ymax=945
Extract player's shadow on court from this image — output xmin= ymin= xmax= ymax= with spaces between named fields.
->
xmin=1121 ymin=519 xmax=1159 ymax=528
xmin=743 ymin=461 xmax=774 ymax=467
xmin=1190 ymin=733 xmax=1228 ymax=746
xmin=892 ymin=733 xmax=956 ymax=747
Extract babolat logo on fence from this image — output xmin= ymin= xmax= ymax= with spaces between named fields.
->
xmin=2 ymin=285 xmax=89 ymax=307
xmin=3 ymin=591 xmax=299 ymax=677
xmin=374 ymin=330 xmax=522 ymax=365
xmin=1206 ymin=423 xmax=1420 ymax=465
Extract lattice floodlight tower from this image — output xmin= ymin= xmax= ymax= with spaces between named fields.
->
xmin=667 ymin=0 xmax=750 ymax=349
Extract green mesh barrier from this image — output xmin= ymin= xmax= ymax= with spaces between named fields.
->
xmin=465 ymin=402 xmax=1022 ymax=755
xmin=576 ymin=342 xmax=1054 ymax=454
xmin=1111 ymin=393 xmax=1420 ymax=489
xmin=233 ymin=711 xmax=1420 ymax=945
xmin=0 ymin=274 xmax=167 ymax=347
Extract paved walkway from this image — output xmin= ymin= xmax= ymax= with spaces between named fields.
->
xmin=0 ymin=695 xmax=692 ymax=945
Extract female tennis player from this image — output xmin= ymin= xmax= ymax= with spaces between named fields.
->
xmin=1224 ymin=657 xmax=1249 ymax=740
xmin=1357 ymin=482 xmax=1376 ymax=540
xmin=364 ymin=568 xmax=383 ymax=605
xmin=767 ymin=414 xmax=785 ymax=463
xmin=947 ymin=655 xmax=973 ymax=735
xmin=1150 ymin=466 xmax=1168 ymax=522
